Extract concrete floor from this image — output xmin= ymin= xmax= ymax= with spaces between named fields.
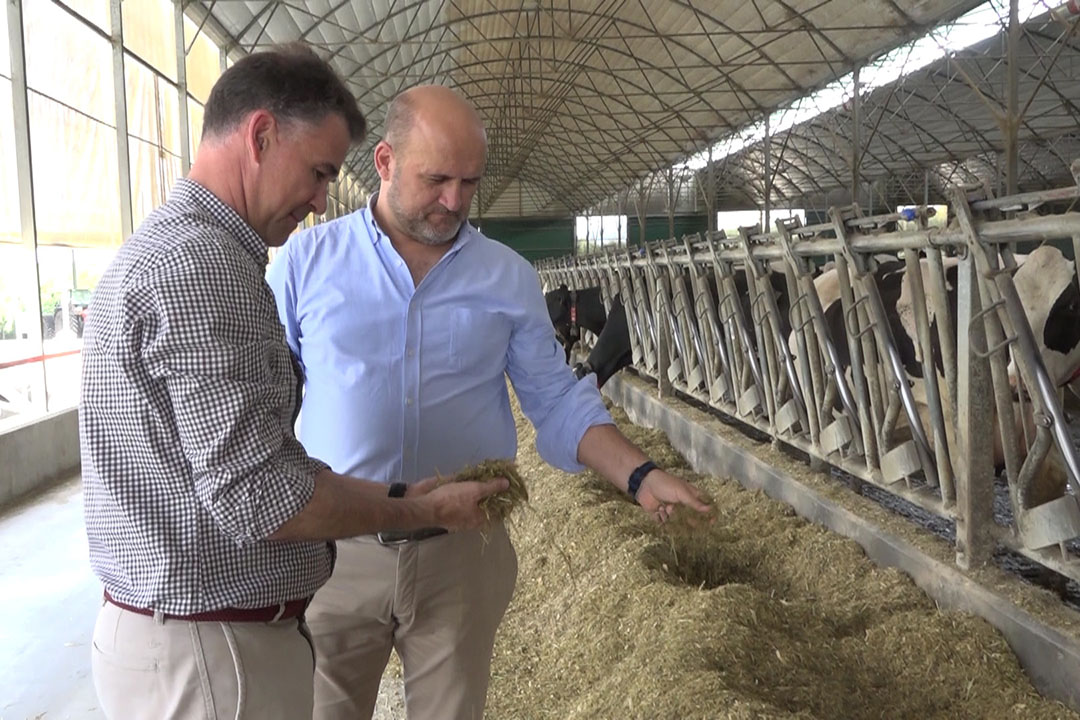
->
xmin=0 ymin=476 xmax=101 ymax=720
xmin=0 ymin=477 xmax=409 ymax=720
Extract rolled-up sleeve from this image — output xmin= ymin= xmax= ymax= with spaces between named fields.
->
xmin=140 ymin=245 xmax=325 ymax=543
xmin=506 ymin=267 xmax=613 ymax=472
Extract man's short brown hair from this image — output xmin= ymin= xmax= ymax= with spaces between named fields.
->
xmin=203 ymin=43 xmax=366 ymax=142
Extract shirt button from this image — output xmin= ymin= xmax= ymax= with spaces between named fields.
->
xmin=406 ymin=397 xmax=414 ymax=406
xmin=407 ymin=348 xmax=415 ymax=358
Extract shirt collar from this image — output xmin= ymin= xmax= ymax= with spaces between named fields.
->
xmin=365 ymin=191 xmax=475 ymax=258
xmin=170 ymin=178 xmax=268 ymax=266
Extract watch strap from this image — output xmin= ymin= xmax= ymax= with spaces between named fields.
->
xmin=627 ymin=460 xmax=658 ymax=502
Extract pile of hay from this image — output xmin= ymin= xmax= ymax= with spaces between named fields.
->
xmin=449 ymin=459 xmax=529 ymax=520
xmin=482 ymin=398 xmax=1076 ymax=720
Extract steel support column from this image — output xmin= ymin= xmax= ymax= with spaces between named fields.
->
xmin=7 ymin=0 xmax=47 ymax=409
xmin=175 ymin=0 xmax=192 ymax=174
xmin=851 ymin=64 xmax=861 ymax=208
xmin=110 ymin=0 xmax=133 ymax=239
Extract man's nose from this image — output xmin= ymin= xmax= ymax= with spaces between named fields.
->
xmin=311 ymin=190 xmax=328 ymax=216
xmin=440 ymin=182 xmax=464 ymax=212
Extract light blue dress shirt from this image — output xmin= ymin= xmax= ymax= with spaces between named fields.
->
xmin=265 ymin=196 xmax=613 ymax=484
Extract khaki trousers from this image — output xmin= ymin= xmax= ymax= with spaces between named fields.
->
xmin=307 ymin=523 xmax=518 ymax=720
xmin=91 ymin=600 xmax=315 ymax=719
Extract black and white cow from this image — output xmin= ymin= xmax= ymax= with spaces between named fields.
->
xmin=809 ymin=249 xmax=1078 ymax=391
xmin=544 ymin=284 xmax=608 ymax=363
xmin=558 ymin=246 xmax=1080 ymax=502
xmin=810 ymin=245 xmax=1080 ymax=504
xmin=551 ymin=266 xmax=792 ymax=388
xmin=572 ymin=295 xmax=632 ymax=386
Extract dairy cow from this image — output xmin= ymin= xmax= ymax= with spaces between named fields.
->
xmin=809 ymin=246 xmax=1080 ymax=503
xmin=560 ymin=247 xmax=1080 ymax=501
xmin=544 ymin=284 xmax=607 ymax=363
xmin=555 ymin=267 xmax=792 ymax=388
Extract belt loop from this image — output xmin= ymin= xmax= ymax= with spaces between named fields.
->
xmin=271 ymin=603 xmax=287 ymax=623
xmin=153 ymin=610 xmax=165 ymax=626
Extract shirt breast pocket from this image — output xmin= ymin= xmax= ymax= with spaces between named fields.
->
xmin=449 ymin=308 xmax=512 ymax=375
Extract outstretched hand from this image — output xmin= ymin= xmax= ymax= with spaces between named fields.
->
xmin=635 ymin=469 xmax=712 ymax=524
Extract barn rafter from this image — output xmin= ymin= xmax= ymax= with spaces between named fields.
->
xmin=189 ymin=0 xmax=1015 ymax=217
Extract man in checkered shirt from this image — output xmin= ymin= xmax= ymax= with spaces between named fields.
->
xmin=80 ymin=45 xmax=507 ymax=720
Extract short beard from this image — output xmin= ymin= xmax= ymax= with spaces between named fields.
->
xmin=386 ymin=178 xmax=464 ymax=246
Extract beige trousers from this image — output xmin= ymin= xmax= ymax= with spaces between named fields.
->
xmin=307 ymin=523 xmax=518 ymax=720
xmin=91 ymin=600 xmax=315 ymax=719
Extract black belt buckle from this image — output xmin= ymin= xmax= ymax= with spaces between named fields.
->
xmin=376 ymin=527 xmax=448 ymax=545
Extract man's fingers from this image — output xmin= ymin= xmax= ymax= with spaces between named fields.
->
xmin=475 ymin=477 xmax=510 ymax=498
xmin=670 ymin=480 xmax=712 ymax=514
xmin=682 ymin=489 xmax=712 ymax=514
xmin=641 ymin=474 xmax=713 ymax=516
xmin=410 ymin=476 xmax=441 ymax=496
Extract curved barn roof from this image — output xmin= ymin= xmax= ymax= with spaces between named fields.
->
xmin=702 ymin=6 xmax=1080 ymax=213
xmin=189 ymin=0 xmax=1074 ymax=218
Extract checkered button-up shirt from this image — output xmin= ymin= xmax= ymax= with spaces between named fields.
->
xmin=80 ymin=178 xmax=333 ymax=615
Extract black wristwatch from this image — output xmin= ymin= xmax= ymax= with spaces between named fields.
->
xmin=627 ymin=460 xmax=658 ymax=502
xmin=388 ymin=482 xmax=408 ymax=498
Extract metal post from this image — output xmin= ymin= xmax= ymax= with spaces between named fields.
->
xmin=1005 ymin=0 xmax=1020 ymax=196
xmin=764 ymin=113 xmax=771 ymax=231
xmin=706 ymin=145 xmax=717 ymax=233
xmin=637 ymin=181 xmax=648 ymax=246
xmin=955 ymin=252 xmax=995 ymax=568
xmin=834 ymin=255 xmax=878 ymax=472
xmin=7 ymin=0 xmax=49 ymax=409
xmin=903 ymin=247 xmax=954 ymax=501
xmin=175 ymin=0 xmax=191 ymax=174
xmin=110 ymin=0 xmax=133 ymax=239
xmin=666 ymin=169 xmax=676 ymax=240
xmin=851 ymin=64 xmax=862 ymax=208
xmin=647 ymin=250 xmax=674 ymax=398
xmin=617 ymin=195 xmax=625 ymax=249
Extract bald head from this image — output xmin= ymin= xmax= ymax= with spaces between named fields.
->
xmin=372 ymin=85 xmax=488 ymax=246
xmin=383 ymin=85 xmax=486 ymax=157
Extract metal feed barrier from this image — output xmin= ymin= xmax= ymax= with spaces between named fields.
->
xmin=537 ymin=173 xmax=1080 ymax=584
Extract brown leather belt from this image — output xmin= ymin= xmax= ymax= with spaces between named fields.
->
xmin=104 ymin=590 xmax=310 ymax=623
xmin=376 ymin=527 xmax=448 ymax=545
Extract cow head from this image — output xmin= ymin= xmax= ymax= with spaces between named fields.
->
xmin=545 ymin=284 xmax=572 ymax=341
xmin=545 ymin=284 xmax=578 ymax=363
xmin=1012 ymin=245 xmax=1080 ymax=388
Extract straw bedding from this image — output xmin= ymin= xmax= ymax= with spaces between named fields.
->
xmin=476 ymin=396 xmax=1077 ymax=720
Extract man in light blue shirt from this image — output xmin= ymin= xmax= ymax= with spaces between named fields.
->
xmin=267 ymin=84 xmax=711 ymax=720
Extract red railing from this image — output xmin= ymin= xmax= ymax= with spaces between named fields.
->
xmin=0 ymin=348 xmax=82 ymax=370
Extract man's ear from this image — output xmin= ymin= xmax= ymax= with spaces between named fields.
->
xmin=245 ymin=110 xmax=276 ymax=163
xmin=373 ymin=140 xmax=394 ymax=182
